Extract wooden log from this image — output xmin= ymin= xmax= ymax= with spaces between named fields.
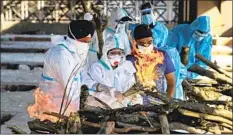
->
xmin=188 ymin=64 xmax=232 ymax=85
xmin=158 ymin=114 xmax=170 ymax=134
xmin=82 ymin=121 xmax=159 ymax=133
xmin=144 ymin=91 xmax=215 ymax=114
xmin=1 ymin=69 xmax=41 ymax=86
xmin=79 ymin=85 xmax=89 ymax=110
xmin=196 ymin=53 xmax=232 ymax=78
xmin=27 ymin=120 xmax=58 ymax=134
xmin=79 ymin=104 xmax=167 ymax=116
xmin=7 ymin=125 xmax=28 ymax=134
xmin=193 ymin=87 xmax=232 ymax=102
xmin=105 ymin=121 xmax=115 ymax=134
xmin=169 ymin=122 xmax=213 ymax=134
xmin=178 ymin=108 xmax=232 ymax=125
xmin=180 ymin=46 xmax=189 ymax=66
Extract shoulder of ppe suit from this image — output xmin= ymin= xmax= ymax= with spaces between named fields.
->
xmin=45 ymin=47 xmax=71 ymax=65
xmin=154 ymin=22 xmax=168 ymax=32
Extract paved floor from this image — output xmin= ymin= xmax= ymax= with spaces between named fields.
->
xmin=1 ymin=90 xmax=35 ymax=134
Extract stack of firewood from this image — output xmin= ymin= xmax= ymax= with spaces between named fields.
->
xmin=8 ymin=54 xmax=232 ymax=134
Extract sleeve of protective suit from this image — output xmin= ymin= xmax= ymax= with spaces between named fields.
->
xmin=81 ymin=68 xmax=98 ymax=91
xmin=87 ymin=63 xmax=110 ymax=90
xmin=196 ymin=36 xmax=212 ymax=69
xmin=166 ymin=29 xmax=182 ymax=53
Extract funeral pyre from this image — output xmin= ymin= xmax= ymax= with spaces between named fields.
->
xmin=8 ymin=54 xmax=233 ymax=134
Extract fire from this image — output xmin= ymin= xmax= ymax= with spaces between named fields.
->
xmin=27 ymin=88 xmax=77 ymax=123
xmin=128 ymin=36 xmax=164 ymax=89
xmin=134 ymin=50 xmax=164 ymax=89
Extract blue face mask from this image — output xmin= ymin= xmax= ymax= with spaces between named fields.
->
xmin=141 ymin=14 xmax=153 ymax=25
xmin=192 ymin=31 xmax=207 ymax=41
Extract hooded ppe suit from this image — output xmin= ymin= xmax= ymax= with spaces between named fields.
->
xmin=39 ymin=35 xmax=90 ymax=114
xmin=84 ymin=13 xmax=100 ymax=66
xmin=103 ymin=7 xmax=132 ymax=55
xmin=83 ymin=34 xmax=143 ymax=109
xmin=166 ymin=16 xmax=212 ymax=79
xmin=128 ymin=8 xmax=168 ymax=48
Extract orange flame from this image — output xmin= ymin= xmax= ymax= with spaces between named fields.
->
xmin=129 ymin=36 xmax=164 ymax=89
xmin=27 ymin=88 xmax=77 ymax=122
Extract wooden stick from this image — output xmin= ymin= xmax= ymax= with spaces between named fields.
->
xmin=159 ymin=114 xmax=170 ymax=134
xmin=188 ymin=64 xmax=232 ymax=85
xmin=196 ymin=54 xmax=232 ymax=79
xmin=178 ymin=108 xmax=232 ymax=125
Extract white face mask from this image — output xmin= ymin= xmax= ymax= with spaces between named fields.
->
xmin=108 ymin=55 xmax=122 ymax=66
xmin=138 ymin=44 xmax=154 ymax=54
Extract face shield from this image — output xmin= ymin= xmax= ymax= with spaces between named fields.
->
xmin=140 ymin=8 xmax=154 ymax=25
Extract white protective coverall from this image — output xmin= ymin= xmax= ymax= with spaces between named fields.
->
xmin=83 ymin=34 xmax=143 ymax=109
xmin=84 ymin=13 xmax=100 ymax=66
xmin=39 ymin=35 xmax=89 ymax=114
xmin=103 ymin=7 xmax=132 ymax=55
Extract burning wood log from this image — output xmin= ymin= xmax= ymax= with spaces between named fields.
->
xmin=188 ymin=64 xmax=232 ymax=85
xmin=195 ymin=53 xmax=232 ymax=79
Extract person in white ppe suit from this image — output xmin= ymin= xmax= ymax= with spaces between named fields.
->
xmin=83 ymin=34 xmax=143 ymax=109
xmin=103 ymin=7 xmax=132 ymax=55
xmin=84 ymin=13 xmax=100 ymax=66
xmin=39 ymin=20 xmax=95 ymax=114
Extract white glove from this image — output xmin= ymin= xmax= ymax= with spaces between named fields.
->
xmin=84 ymin=13 xmax=93 ymax=21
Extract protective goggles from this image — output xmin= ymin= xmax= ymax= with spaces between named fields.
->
xmin=107 ymin=49 xmax=125 ymax=57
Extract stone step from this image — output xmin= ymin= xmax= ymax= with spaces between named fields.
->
xmin=1 ymin=41 xmax=53 ymax=52
xmin=1 ymin=53 xmax=44 ymax=65
xmin=1 ymin=34 xmax=52 ymax=41
xmin=1 ymin=69 xmax=41 ymax=86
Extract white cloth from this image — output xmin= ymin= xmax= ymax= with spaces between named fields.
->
xmin=39 ymin=35 xmax=89 ymax=112
xmin=83 ymin=35 xmax=137 ymax=108
xmin=103 ymin=7 xmax=132 ymax=55
xmin=84 ymin=13 xmax=93 ymax=21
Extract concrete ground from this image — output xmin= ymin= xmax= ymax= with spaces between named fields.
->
xmin=1 ymin=90 xmax=35 ymax=134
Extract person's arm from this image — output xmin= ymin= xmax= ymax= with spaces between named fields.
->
xmin=165 ymin=72 xmax=175 ymax=98
xmin=164 ymin=51 xmax=176 ymax=98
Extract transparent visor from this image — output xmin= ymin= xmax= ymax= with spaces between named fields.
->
xmin=140 ymin=8 xmax=153 ymax=15
xmin=107 ymin=49 xmax=125 ymax=58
